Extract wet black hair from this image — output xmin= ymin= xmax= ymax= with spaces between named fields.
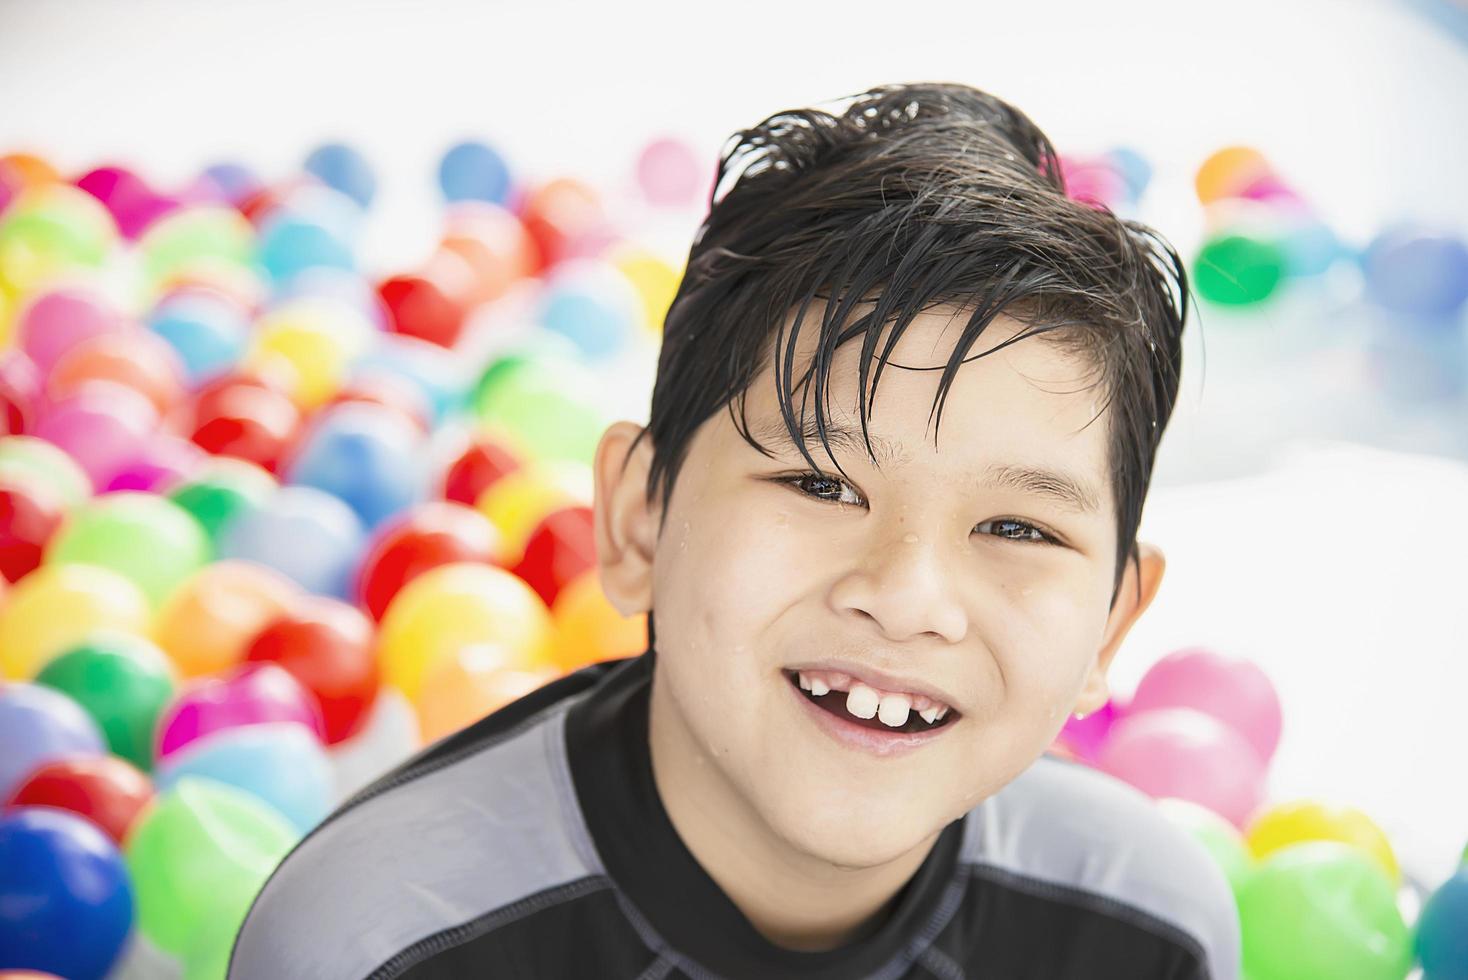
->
xmin=626 ymin=81 xmax=1189 ymax=649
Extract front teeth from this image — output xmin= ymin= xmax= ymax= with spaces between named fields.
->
xmin=919 ymin=706 xmax=940 ymax=725
xmin=797 ymin=671 xmax=949 ymax=727
xmin=845 ymin=683 xmax=879 ymax=719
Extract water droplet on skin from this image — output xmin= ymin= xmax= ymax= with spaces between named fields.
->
xmin=774 ymin=512 xmax=789 ymax=528
xmin=902 ymin=533 xmax=919 ymax=544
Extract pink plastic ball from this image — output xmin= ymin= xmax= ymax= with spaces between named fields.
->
xmin=0 ymin=350 xmax=42 ymax=434
xmin=1127 ymin=646 xmax=1282 ymax=765
xmin=16 ymin=287 xmax=128 ymax=377
xmin=635 ymin=137 xmax=707 ymax=208
xmin=32 ymin=382 xmax=159 ymax=491
xmin=102 ymin=433 xmax=207 ymax=493
xmin=154 ymin=661 xmax=326 ymax=761
xmin=1096 ymin=707 xmax=1267 ymax=829
xmin=1056 ymin=697 xmax=1122 ymax=763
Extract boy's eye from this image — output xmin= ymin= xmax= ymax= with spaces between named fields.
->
xmin=774 ymin=472 xmax=1060 ymax=546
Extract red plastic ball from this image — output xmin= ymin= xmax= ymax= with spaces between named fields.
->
xmin=0 ymin=477 xmax=66 ymax=582
xmin=516 ymin=177 xmax=604 ymax=274
xmin=354 ymin=502 xmax=500 ymax=621
xmin=441 ymin=435 xmax=522 ymax=505
xmin=4 ymin=755 xmax=153 ymax=845
xmin=188 ymin=375 xmax=302 ymax=472
xmin=377 ymin=273 xmax=466 ymax=349
xmin=244 ymin=597 xmax=378 ymax=744
xmin=511 ymin=505 xmax=596 ymax=609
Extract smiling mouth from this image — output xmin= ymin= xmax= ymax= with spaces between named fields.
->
xmin=781 ymin=670 xmax=961 ymax=735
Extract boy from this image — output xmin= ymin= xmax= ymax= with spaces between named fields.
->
xmin=230 ymin=81 xmax=1240 ymax=978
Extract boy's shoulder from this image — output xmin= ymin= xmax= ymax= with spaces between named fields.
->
xmin=958 ymin=753 xmax=1242 ymax=980
xmin=227 ymin=664 xmax=614 ymax=980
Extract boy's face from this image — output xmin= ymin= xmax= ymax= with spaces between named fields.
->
xmin=594 ymin=301 xmax=1164 ymax=872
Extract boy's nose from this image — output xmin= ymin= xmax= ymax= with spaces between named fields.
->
xmin=827 ymin=526 xmax=968 ymax=644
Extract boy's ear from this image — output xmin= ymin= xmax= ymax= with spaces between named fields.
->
xmin=591 ymin=421 xmax=659 ymax=619
xmin=1074 ymin=541 xmax=1166 ymax=716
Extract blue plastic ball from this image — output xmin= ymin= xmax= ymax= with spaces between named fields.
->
xmin=352 ymin=334 xmax=471 ymax=424
xmin=439 ymin=140 xmax=512 ymax=205
xmin=1362 ymin=226 xmax=1468 ymax=319
xmin=0 ymin=807 xmax=133 ymax=980
xmin=1417 ymin=867 xmax=1468 ymax=980
xmin=217 ymin=485 xmax=366 ymax=598
xmin=146 ymin=290 xmax=250 ymax=385
xmin=200 ymin=161 xmax=263 ymax=207
xmin=536 ymin=258 xmax=642 ymax=360
xmin=303 ymin=142 xmax=377 ymax=210
xmin=285 ymin=402 xmax=430 ymax=530
xmin=0 ymin=684 xmax=105 ymax=801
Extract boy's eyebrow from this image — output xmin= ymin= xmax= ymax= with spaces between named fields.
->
xmin=751 ymin=415 xmax=1103 ymax=514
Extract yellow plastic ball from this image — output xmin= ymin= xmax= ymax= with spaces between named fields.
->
xmin=608 ymin=243 xmax=681 ymax=336
xmin=475 ymin=460 xmax=594 ymax=567
xmin=550 ymin=569 xmax=648 ymax=673
xmin=0 ymin=183 xmax=119 ymax=296
xmin=416 ymin=644 xmax=562 ymax=743
xmin=0 ymin=563 xmax=153 ymax=680
xmin=1194 ymin=146 xmax=1272 ymax=206
xmin=248 ymin=298 xmax=372 ymax=409
xmin=1245 ymin=799 xmax=1400 ymax=887
xmin=378 ymin=561 xmax=555 ymax=702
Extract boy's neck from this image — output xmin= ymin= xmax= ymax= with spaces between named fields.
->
xmin=646 ymin=665 xmax=942 ymax=952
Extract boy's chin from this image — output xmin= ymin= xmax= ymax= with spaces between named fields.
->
xmin=759 ymin=791 xmax=954 ymax=871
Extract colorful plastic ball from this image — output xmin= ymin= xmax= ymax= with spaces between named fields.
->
xmin=436 ymin=201 xmax=539 ymax=306
xmin=1055 ymin=697 xmax=1121 ymax=765
xmin=635 ymin=136 xmax=707 ymax=208
xmin=417 ymin=646 xmax=560 ymax=744
xmin=326 ymin=371 xmax=431 ymax=432
xmin=33 ymin=382 xmax=159 ymax=492
xmin=0 ymin=807 xmax=133 ymax=980
xmin=0 ymin=184 xmax=117 ymax=295
xmin=32 ymin=633 xmax=176 ymax=771
xmin=136 ymin=205 xmax=255 ymax=290
xmin=0 ymin=477 xmax=65 ymax=583
xmin=0 ymin=436 xmax=91 ymax=507
xmin=1277 ymin=210 xmax=1348 ymax=279
xmin=475 ymin=460 xmax=595 ymax=566
xmin=441 ymin=432 xmax=521 ymax=505
xmin=510 ymin=504 xmax=594 ymax=608
xmin=216 ymin=484 xmax=366 ymax=597
xmin=378 ymin=561 xmax=556 ymax=701
xmin=516 ymin=177 xmax=604 ymax=273
xmin=0 ymin=684 xmax=105 ymax=800
xmin=377 ymin=272 xmax=466 ymax=348
xmin=14 ymin=285 xmax=126 ymax=377
xmin=187 ymin=373 xmax=302 ymax=472
xmin=1095 ymin=707 xmax=1267 ymax=829
xmin=166 ymin=456 xmax=277 ymax=543
xmin=1194 ymin=146 xmax=1273 ymax=205
xmin=1 ymin=153 xmax=61 ymax=187
xmin=1416 ymin=867 xmax=1468 ymax=980
xmin=1193 ymin=231 xmax=1286 ymax=306
xmin=255 ymin=203 xmax=356 ymax=285
xmin=352 ymin=332 xmax=472 ymax=424
xmin=45 ymin=492 xmax=210 ymax=607
xmin=284 ymin=402 xmax=431 ymax=530
xmin=146 ymin=287 xmax=250 ymax=385
xmin=1127 ymin=646 xmax=1282 ymax=766
xmin=155 ymin=661 xmax=326 ymax=762
xmin=101 ymin=432 xmax=206 ymax=494
xmin=0 ymin=351 xmax=41 ymax=434
xmin=1238 ymin=841 xmax=1411 ymax=980
xmin=439 ymin=140 xmax=512 ymax=205
xmin=328 ymin=686 xmax=420 ymax=804
xmin=1361 ymin=226 xmax=1468 ymax=319
xmin=192 ymin=161 xmax=261 ymax=208
xmin=607 ymin=243 xmax=680 ymax=335
xmin=154 ymin=560 xmax=299 ymax=679
xmin=0 ymin=565 xmax=151 ymax=681
xmin=244 ymin=597 xmax=378 ymax=744
xmin=123 ymin=777 xmax=296 ymax=959
xmin=303 ymin=142 xmax=376 ymax=210
xmin=249 ymin=297 xmax=373 ymax=409
xmin=550 ymin=568 xmax=647 ymax=673
xmin=154 ymin=722 xmax=332 ymax=834
xmin=4 ymin=755 xmax=152 ymax=845
xmin=355 ymin=502 xmax=499 ymax=621
xmin=272 ymin=265 xmax=390 ymax=331
xmin=535 ymin=258 xmax=643 ymax=360
xmin=474 ymin=358 xmax=606 ymax=465
xmin=1155 ymin=797 xmax=1255 ymax=903
xmin=1104 ymin=146 xmax=1153 ymax=202
xmin=1244 ymin=800 xmax=1399 ymax=887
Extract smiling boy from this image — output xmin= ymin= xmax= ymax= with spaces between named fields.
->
xmin=231 ymin=82 xmax=1240 ymax=979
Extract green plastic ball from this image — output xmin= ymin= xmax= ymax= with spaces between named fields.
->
xmin=1194 ymin=232 xmax=1286 ymax=306
xmin=123 ymin=777 xmax=298 ymax=958
xmin=46 ymin=492 xmax=212 ymax=606
xmin=1238 ymin=841 xmax=1411 ymax=980
xmin=473 ymin=356 xmax=605 ymax=466
xmin=139 ymin=205 xmax=257 ymax=290
xmin=34 ymin=631 xmax=177 ymax=770
xmin=1156 ymin=797 xmax=1255 ymax=903
xmin=0 ymin=435 xmax=93 ymax=507
xmin=168 ymin=460 xmax=276 ymax=544
xmin=0 ymin=185 xmax=116 ymax=293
